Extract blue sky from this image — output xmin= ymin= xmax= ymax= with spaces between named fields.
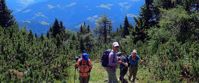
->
xmin=5 ymin=0 xmax=145 ymax=34
xmin=6 ymin=0 xmax=143 ymax=12
xmin=6 ymin=0 xmax=48 ymax=12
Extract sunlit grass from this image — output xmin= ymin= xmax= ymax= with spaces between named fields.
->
xmin=66 ymin=61 xmax=163 ymax=83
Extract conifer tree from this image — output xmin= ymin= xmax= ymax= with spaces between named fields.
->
xmin=122 ymin=16 xmax=130 ymax=38
xmin=95 ymin=16 xmax=112 ymax=43
xmin=28 ymin=30 xmax=34 ymax=42
xmin=87 ymin=25 xmax=90 ymax=33
xmin=80 ymin=38 xmax=85 ymax=52
xmin=0 ymin=0 xmax=16 ymax=28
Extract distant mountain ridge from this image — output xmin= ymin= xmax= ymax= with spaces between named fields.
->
xmin=6 ymin=0 xmax=144 ymax=35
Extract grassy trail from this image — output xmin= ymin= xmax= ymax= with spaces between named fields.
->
xmin=66 ymin=61 xmax=166 ymax=83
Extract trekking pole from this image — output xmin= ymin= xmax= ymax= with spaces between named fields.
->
xmin=74 ymin=68 xmax=76 ymax=83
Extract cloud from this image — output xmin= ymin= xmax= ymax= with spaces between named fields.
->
xmin=75 ymin=23 xmax=83 ymax=28
xmin=8 ymin=0 xmax=48 ymax=13
xmin=87 ymin=15 xmax=99 ymax=22
xmin=118 ymin=2 xmax=131 ymax=10
xmin=47 ymin=4 xmax=55 ymax=9
xmin=13 ymin=0 xmax=38 ymax=12
xmin=18 ymin=0 xmax=35 ymax=6
xmin=22 ymin=9 xmax=31 ymax=13
xmin=127 ymin=14 xmax=138 ymax=18
xmin=23 ymin=20 xmax=31 ymax=24
xmin=40 ymin=21 xmax=50 ymax=26
xmin=65 ymin=2 xmax=77 ymax=7
xmin=97 ymin=4 xmax=113 ymax=10
xmin=47 ymin=4 xmax=62 ymax=9
xmin=35 ymin=12 xmax=48 ymax=19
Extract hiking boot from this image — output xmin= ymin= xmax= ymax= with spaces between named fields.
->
xmin=128 ymin=77 xmax=131 ymax=81
xmin=131 ymin=79 xmax=135 ymax=83
xmin=130 ymin=80 xmax=135 ymax=83
xmin=104 ymin=79 xmax=108 ymax=82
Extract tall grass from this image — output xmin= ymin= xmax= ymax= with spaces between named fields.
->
xmin=66 ymin=61 xmax=166 ymax=83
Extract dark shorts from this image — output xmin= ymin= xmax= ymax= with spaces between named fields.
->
xmin=120 ymin=67 xmax=128 ymax=78
xmin=120 ymin=67 xmax=128 ymax=83
xmin=129 ymin=65 xmax=138 ymax=82
xmin=79 ymin=76 xmax=90 ymax=83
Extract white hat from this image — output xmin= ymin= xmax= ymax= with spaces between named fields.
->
xmin=112 ymin=42 xmax=119 ymax=47
xmin=132 ymin=49 xmax=137 ymax=54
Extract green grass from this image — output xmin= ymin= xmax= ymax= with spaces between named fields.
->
xmin=67 ymin=61 xmax=160 ymax=83
xmin=67 ymin=62 xmax=189 ymax=83
xmin=67 ymin=61 xmax=108 ymax=83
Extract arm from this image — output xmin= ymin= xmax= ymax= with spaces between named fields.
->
xmin=108 ymin=52 xmax=116 ymax=67
xmin=124 ymin=56 xmax=129 ymax=67
xmin=88 ymin=59 xmax=92 ymax=70
xmin=140 ymin=59 xmax=144 ymax=64
xmin=137 ymin=55 xmax=140 ymax=61
xmin=118 ymin=56 xmax=128 ymax=67
xmin=75 ymin=59 xmax=81 ymax=68
xmin=122 ymin=62 xmax=128 ymax=67
xmin=136 ymin=55 xmax=143 ymax=64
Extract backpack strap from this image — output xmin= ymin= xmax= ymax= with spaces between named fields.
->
xmin=79 ymin=59 xmax=92 ymax=73
xmin=112 ymin=52 xmax=116 ymax=63
xmin=79 ymin=58 xmax=90 ymax=66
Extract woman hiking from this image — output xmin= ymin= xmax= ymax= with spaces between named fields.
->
xmin=75 ymin=50 xmax=92 ymax=83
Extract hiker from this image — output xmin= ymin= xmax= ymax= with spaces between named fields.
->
xmin=117 ymin=51 xmax=129 ymax=83
xmin=105 ymin=42 xmax=120 ymax=83
xmin=75 ymin=50 xmax=92 ymax=83
xmin=128 ymin=49 xmax=140 ymax=82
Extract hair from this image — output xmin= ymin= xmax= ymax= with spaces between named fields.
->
xmin=132 ymin=49 xmax=137 ymax=54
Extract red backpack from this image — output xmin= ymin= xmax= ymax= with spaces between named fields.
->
xmin=78 ymin=58 xmax=92 ymax=78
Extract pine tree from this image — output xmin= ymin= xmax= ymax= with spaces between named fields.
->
xmin=40 ymin=34 xmax=45 ymax=41
xmin=50 ymin=19 xmax=60 ymax=38
xmin=140 ymin=0 xmax=160 ymax=28
xmin=122 ymin=16 xmax=130 ymax=38
xmin=0 ymin=0 xmax=16 ymax=28
xmin=34 ymin=33 xmax=38 ymax=38
xmin=79 ymin=38 xmax=85 ymax=52
xmin=59 ymin=21 xmax=66 ymax=40
xmin=132 ymin=16 xmax=148 ymax=43
xmin=71 ymin=34 xmax=76 ymax=41
xmin=130 ymin=0 xmax=159 ymax=43
xmin=48 ymin=19 xmax=66 ymax=39
xmin=80 ymin=25 xmax=83 ymax=33
xmin=87 ymin=25 xmax=90 ymax=33
xmin=47 ymin=19 xmax=67 ymax=47
xmin=79 ymin=22 xmax=90 ymax=35
xmin=162 ymin=0 xmax=175 ymax=9
xmin=95 ymin=16 xmax=112 ymax=43
xmin=78 ymin=22 xmax=93 ymax=51
xmin=28 ymin=30 xmax=34 ymax=42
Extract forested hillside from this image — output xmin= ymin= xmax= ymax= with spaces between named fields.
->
xmin=0 ymin=0 xmax=198 ymax=82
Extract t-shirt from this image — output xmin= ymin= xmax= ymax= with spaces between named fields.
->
xmin=128 ymin=55 xmax=140 ymax=66
xmin=108 ymin=50 xmax=117 ymax=68
xmin=119 ymin=55 xmax=128 ymax=69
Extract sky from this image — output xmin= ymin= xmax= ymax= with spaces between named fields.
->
xmin=5 ymin=0 xmax=145 ymax=34
xmin=6 ymin=0 xmax=48 ymax=12
xmin=6 ymin=0 xmax=143 ymax=12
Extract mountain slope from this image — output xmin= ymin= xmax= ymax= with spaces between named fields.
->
xmin=7 ymin=0 xmax=144 ymax=34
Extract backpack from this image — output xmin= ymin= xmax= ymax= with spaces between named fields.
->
xmin=101 ymin=49 xmax=111 ymax=67
xmin=79 ymin=59 xmax=92 ymax=77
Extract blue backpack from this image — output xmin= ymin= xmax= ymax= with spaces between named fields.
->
xmin=101 ymin=49 xmax=111 ymax=67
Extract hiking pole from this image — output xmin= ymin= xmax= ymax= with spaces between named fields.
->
xmin=74 ymin=68 xmax=76 ymax=83
xmin=74 ymin=56 xmax=79 ymax=83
